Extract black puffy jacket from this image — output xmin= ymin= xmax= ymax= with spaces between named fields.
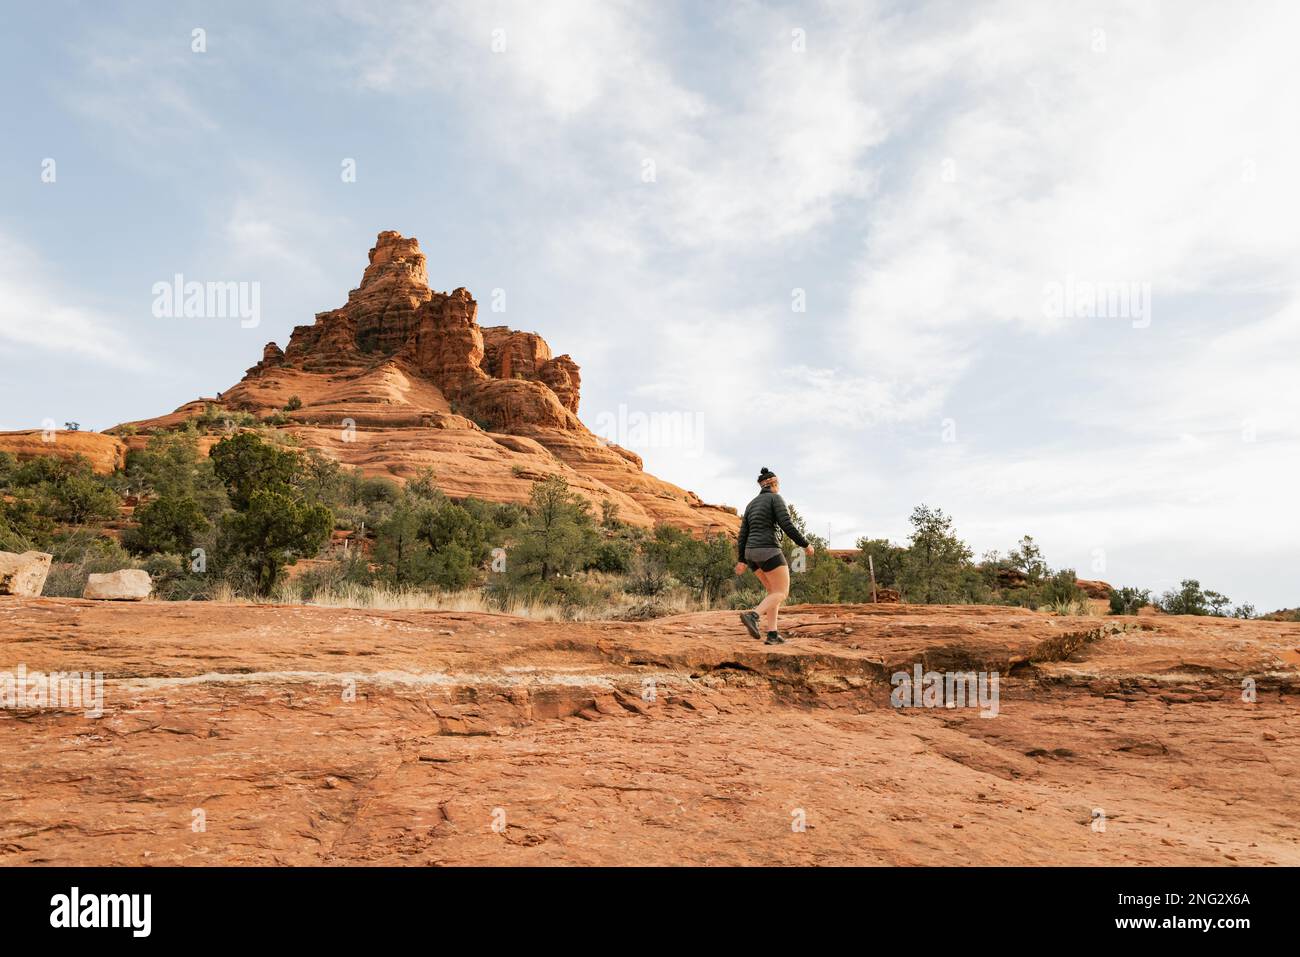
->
xmin=736 ymin=489 xmax=809 ymax=559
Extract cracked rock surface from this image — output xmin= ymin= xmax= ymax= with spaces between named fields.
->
xmin=2 ymin=599 xmax=1296 ymax=865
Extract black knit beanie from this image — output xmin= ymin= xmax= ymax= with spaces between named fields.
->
xmin=757 ymin=467 xmax=777 ymax=486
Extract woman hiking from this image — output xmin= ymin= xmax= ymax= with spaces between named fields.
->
xmin=735 ymin=467 xmax=814 ymax=644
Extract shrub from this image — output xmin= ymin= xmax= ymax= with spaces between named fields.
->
xmin=41 ymin=532 xmax=138 ymax=597
xmin=1006 ymin=535 xmax=1049 ymax=583
xmin=0 ymin=494 xmax=54 ymax=551
xmin=404 ymin=468 xmax=442 ymax=503
xmin=359 ymin=476 xmax=401 ymax=507
xmin=897 ymin=505 xmax=973 ymax=604
xmin=626 ymin=553 xmax=672 ymax=596
xmin=419 ymin=501 xmax=493 ymax=565
xmin=854 ymin=537 xmax=905 ymax=589
xmin=664 ymin=532 xmax=735 ymax=604
xmin=369 ymin=493 xmax=499 ymax=589
xmin=428 ymin=542 xmax=475 ymax=590
xmin=728 ymin=584 xmax=766 ymax=610
xmin=7 ymin=455 xmax=120 ymax=527
xmin=1039 ymin=569 xmax=1085 ymax=607
xmin=45 ymin=473 xmax=120 ymax=525
xmin=125 ymin=496 xmax=210 ymax=555
xmin=192 ymin=404 xmax=259 ymax=431
xmin=1108 ymin=586 xmax=1151 ymax=616
xmin=209 ymin=433 xmax=334 ymax=594
xmin=124 ymin=431 xmax=227 ymax=519
xmin=294 ymin=555 xmax=374 ymax=597
xmin=1045 ymin=598 xmax=1098 ymax=617
xmin=507 ymin=476 xmax=598 ymax=581
xmin=1157 ymin=579 xmax=1235 ymax=616
xmin=10 ymin=454 xmax=75 ymax=487
xmin=331 ymin=503 xmax=370 ymax=533
xmin=592 ymin=539 xmax=632 ymax=573
xmin=218 ymin=488 xmax=332 ymax=595
xmin=1259 ymin=608 xmax=1299 ymax=622
xmin=372 ymin=498 xmax=433 ymax=586
xmin=789 ymin=545 xmax=843 ymax=604
xmin=835 ymin=563 xmax=879 ymax=603
xmin=458 ymin=496 xmax=526 ymax=531
xmin=524 ymin=575 xmax=610 ymax=612
xmin=139 ymin=552 xmax=211 ymax=601
xmin=294 ymin=451 xmax=346 ymax=507
xmin=210 ymin=432 xmax=301 ymax=510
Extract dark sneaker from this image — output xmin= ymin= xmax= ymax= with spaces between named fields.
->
xmin=764 ymin=631 xmax=786 ymax=645
xmin=739 ymin=611 xmax=762 ymax=640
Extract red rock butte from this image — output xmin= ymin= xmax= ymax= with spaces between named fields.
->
xmin=1 ymin=231 xmax=738 ymax=533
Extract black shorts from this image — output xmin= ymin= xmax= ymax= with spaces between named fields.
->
xmin=744 ymin=547 xmax=787 ymax=572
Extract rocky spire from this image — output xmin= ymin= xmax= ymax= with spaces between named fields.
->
xmin=252 ymin=231 xmax=583 ymax=421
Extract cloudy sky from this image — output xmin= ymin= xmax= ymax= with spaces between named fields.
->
xmin=2 ymin=1 xmax=1297 ymax=609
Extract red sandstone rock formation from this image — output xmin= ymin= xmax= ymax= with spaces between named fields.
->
xmin=1075 ymin=578 xmax=1113 ymax=600
xmin=2 ymin=598 xmax=1296 ymax=865
xmin=0 ymin=431 xmax=127 ymax=475
xmin=61 ymin=230 xmax=736 ymax=533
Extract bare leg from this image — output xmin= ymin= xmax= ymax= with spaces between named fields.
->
xmin=755 ymin=564 xmax=790 ymax=634
xmin=748 ymin=569 xmax=770 ymax=629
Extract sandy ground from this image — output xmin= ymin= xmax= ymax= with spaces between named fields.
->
xmin=1 ymin=599 xmax=1296 ymax=865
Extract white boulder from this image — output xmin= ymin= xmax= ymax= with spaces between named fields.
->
xmin=83 ymin=569 xmax=153 ymax=601
xmin=0 ymin=550 xmax=53 ymax=597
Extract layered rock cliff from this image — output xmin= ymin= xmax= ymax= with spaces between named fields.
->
xmin=4 ymin=598 xmax=1297 ymax=865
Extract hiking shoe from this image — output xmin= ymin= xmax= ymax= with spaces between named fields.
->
xmin=764 ymin=631 xmax=786 ymax=645
xmin=739 ymin=611 xmax=763 ymax=640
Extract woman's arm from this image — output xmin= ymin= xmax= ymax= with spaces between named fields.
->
xmin=734 ymin=511 xmax=751 ymax=574
xmin=770 ymin=495 xmax=810 ymax=549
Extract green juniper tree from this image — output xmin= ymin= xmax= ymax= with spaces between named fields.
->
xmin=898 ymin=504 xmax=973 ymax=604
xmin=508 ymin=476 xmax=597 ymax=582
xmin=209 ymin=433 xmax=332 ymax=595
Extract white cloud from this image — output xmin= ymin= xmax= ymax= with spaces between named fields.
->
xmin=347 ymin=3 xmax=1297 ymax=522
xmin=902 ymin=429 xmax=1300 ymax=582
xmin=843 ymin=0 xmax=1300 ymax=397
xmin=223 ymin=197 xmax=330 ymax=281
xmin=345 ymin=0 xmax=880 ymax=248
xmin=0 ymin=233 xmax=150 ymax=371
xmin=1080 ymin=303 xmax=1300 ymax=442
xmin=69 ymin=52 xmax=217 ymax=145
